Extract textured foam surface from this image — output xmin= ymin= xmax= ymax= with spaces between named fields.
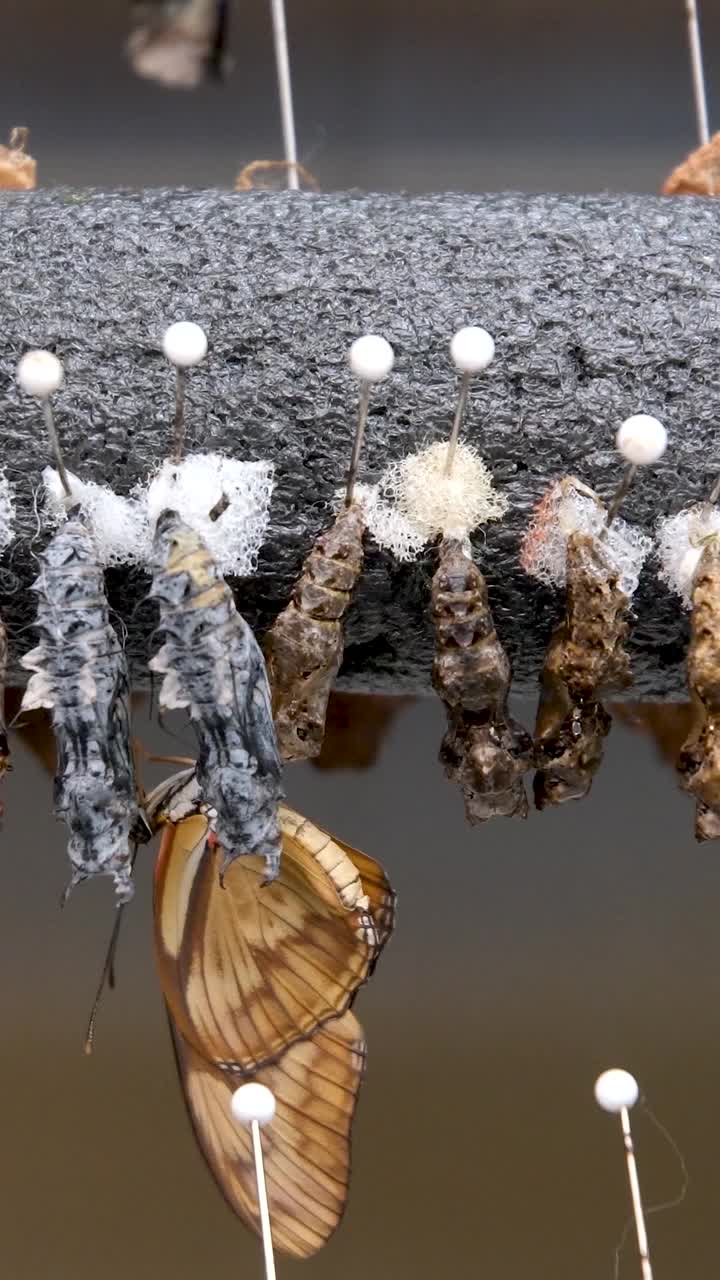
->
xmin=0 ymin=188 xmax=718 ymax=695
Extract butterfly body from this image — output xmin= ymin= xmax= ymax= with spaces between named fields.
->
xmin=150 ymin=510 xmax=283 ymax=881
xmin=21 ymin=520 xmax=137 ymax=900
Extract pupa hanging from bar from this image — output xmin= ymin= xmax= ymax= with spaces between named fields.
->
xmin=17 ymin=350 xmax=140 ymax=901
xmin=521 ymin=415 xmax=666 ymax=808
xmin=146 ymin=322 xmax=284 ymax=882
xmin=656 ymin=480 xmax=720 ymax=840
xmin=360 ymin=325 xmax=533 ymax=824
xmin=127 ymin=0 xmax=230 ymax=88
xmin=264 ymin=334 xmax=394 ymax=763
xmin=0 ymin=467 xmax=18 ymax=804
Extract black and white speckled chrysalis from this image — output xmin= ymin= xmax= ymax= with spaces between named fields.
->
xmin=18 ymin=351 xmax=139 ymax=901
xmin=147 ymin=323 xmax=283 ymax=881
xmin=149 ymin=509 xmax=284 ymax=881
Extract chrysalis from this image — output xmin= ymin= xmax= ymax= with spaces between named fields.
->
xmin=671 ymin=534 xmax=720 ymax=840
xmin=264 ymin=335 xmax=394 ymax=762
xmin=522 ymin=473 xmax=653 ymax=808
xmin=127 ymin=0 xmax=230 ymax=88
xmin=432 ymin=536 xmax=532 ymax=823
xmin=264 ymin=503 xmax=366 ymax=761
xmin=0 ymin=619 xmax=11 ymax=794
xmin=21 ymin=519 xmax=139 ymax=900
xmin=149 ymin=509 xmax=284 ymax=881
xmin=533 ymin=523 xmax=630 ymax=808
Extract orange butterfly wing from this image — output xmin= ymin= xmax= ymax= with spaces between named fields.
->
xmin=154 ymin=806 xmax=391 ymax=1072
xmin=171 ymin=1009 xmax=366 ymax=1259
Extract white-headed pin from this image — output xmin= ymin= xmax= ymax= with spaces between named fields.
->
xmin=606 ymin=414 xmax=668 ymax=528
xmin=231 ymin=1083 xmax=278 ymax=1280
xmin=445 ymin=325 xmax=495 ymax=476
xmin=162 ymin=320 xmax=208 ymax=464
xmin=595 ymin=1069 xmax=653 ymax=1280
xmin=17 ymin=349 xmax=71 ymax=499
xmin=345 ymin=334 xmax=395 ymax=506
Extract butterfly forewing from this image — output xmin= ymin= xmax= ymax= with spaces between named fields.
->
xmin=171 ymin=1009 xmax=366 ymax=1259
xmin=155 ymin=806 xmax=389 ymax=1073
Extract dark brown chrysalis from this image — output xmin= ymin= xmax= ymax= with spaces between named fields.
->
xmin=677 ymin=536 xmax=720 ymax=840
xmin=534 ymin=523 xmax=632 ymax=808
xmin=431 ymin=536 xmax=532 ymax=823
xmin=264 ymin=504 xmax=365 ymax=762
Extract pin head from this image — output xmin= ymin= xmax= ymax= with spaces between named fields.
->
xmin=17 ymin=349 xmax=64 ymax=399
xmin=594 ymin=1068 xmax=640 ymax=1113
xmin=450 ymin=326 xmax=495 ymax=374
xmin=616 ymin=415 xmax=667 ymax=466
xmin=162 ymin=321 xmax=208 ymax=368
xmin=348 ymin=335 xmax=394 ymax=383
xmin=231 ymin=1082 xmax=277 ymax=1128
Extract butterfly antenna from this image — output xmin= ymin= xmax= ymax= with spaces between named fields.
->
xmin=444 ymin=326 xmax=495 ymax=476
xmin=17 ymin=350 xmax=72 ymax=498
xmin=231 ymin=1085 xmax=278 ymax=1280
xmin=345 ymin=335 xmax=395 ymax=505
xmin=685 ymin=0 xmax=710 ymax=146
xmin=162 ymin=322 xmax=208 ymax=464
xmin=595 ymin=1070 xmax=654 ymax=1280
xmin=604 ymin=415 xmax=667 ymax=530
xmin=268 ymin=0 xmax=299 ymax=190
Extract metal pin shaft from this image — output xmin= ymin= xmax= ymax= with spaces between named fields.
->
xmin=43 ymin=399 xmax=72 ymax=498
xmin=345 ymin=381 xmax=370 ymax=507
xmin=444 ymin=372 xmax=471 ymax=477
xmin=620 ymin=1106 xmax=654 ymax=1280
xmin=269 ymin=0 xmax=299 ymax=191
xmin=172 ymin=367 xmax=186 ymax=464
xmin=685 ymin=0 xmax=711 ymax=147
xmin=251 ymin=1119 xmax=277 ymax=1280
xmin=605 ymin=463 xmax=637 ymax=530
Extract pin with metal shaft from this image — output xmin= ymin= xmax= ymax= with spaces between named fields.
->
xmin=595 ymin=1069 xmax=654 ymax=1280
xmin=268 ymin=0 xmax=299 ymax=191
xmin=604 ymin=414 xmax=668 ymax=529
xmin=231 ymin=1084 xmax=278 ymax=1280
xmin=16 ymin=350 xmax=72 ymax=498
xmin=345 ymin=334 xmax=395 ymax=506
xmin=162 ymin=321 xmax=208 ymax=464
xmin=444 ymin=326 xmax=495 ymax=476
xmin=684 ymin=0 xmax=710 ymax=147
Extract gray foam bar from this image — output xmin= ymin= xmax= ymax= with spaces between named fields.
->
xmin=0 ymin=188 xmax=715 ymax=695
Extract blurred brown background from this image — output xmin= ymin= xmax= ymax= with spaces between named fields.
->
xmin=2 ymin=1 xmax=720 ymax=1277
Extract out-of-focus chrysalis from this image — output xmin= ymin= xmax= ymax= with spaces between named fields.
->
xmin=264 ymin=336 xmax=394 ymax=763
xmin=127 ymin=0 xmax=230 ymax=89
xmin=656 ymin=491 xmax=720 ymax=840
xmin=0 ymin=127 xmax=36 ymax=190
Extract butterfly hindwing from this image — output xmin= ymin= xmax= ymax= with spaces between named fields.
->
xmin=171 ymin=1009 xmax=366 ymax=1259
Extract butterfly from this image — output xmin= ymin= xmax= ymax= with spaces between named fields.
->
xmin=145 ymin=768 xmax=395 ymax=1255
